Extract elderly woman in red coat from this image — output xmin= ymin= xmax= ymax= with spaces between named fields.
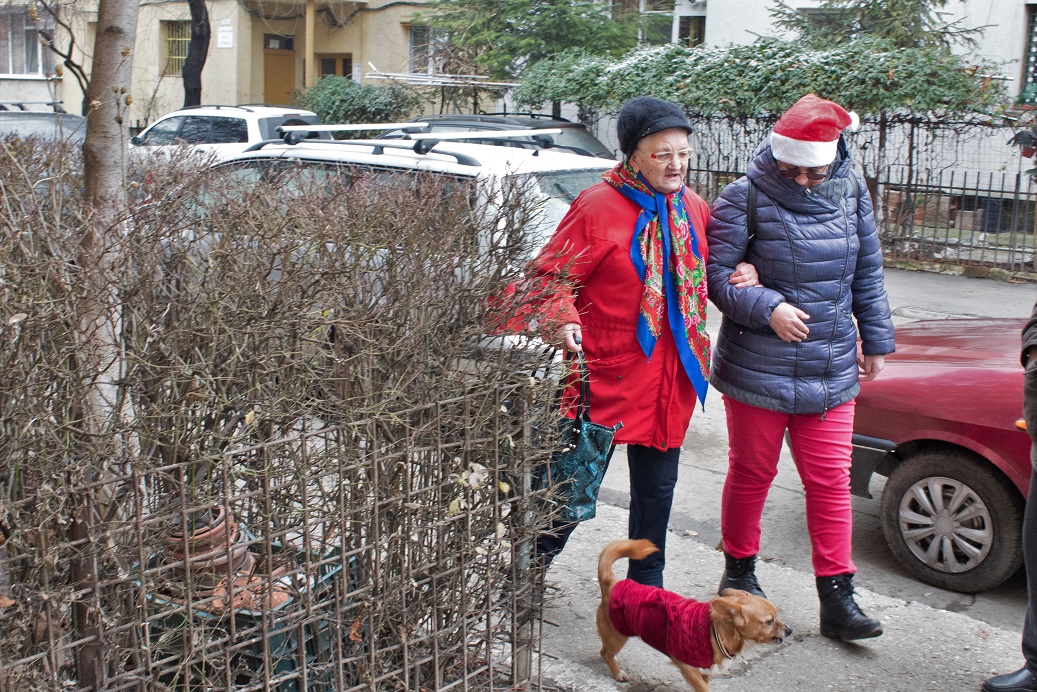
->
xmin=528 ymin=96 xmax=757 ymax=587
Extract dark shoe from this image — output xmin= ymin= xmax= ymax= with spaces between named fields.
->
xmin=816 ymin=573 xmax=883 ymax=641
xmin=718 ymin=552 xmax=766 ymax=598
xmin=982 ymin=667 xmax=1037 ymax=692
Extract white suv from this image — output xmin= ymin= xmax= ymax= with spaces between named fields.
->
xmin=130 ymin=104 xmax=330 ymax=160
xmin=215 ymin=135 xmax=617 ymax=360
xmin=216 ymin=135 xmax=616 ymax=253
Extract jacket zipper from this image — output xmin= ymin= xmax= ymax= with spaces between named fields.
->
xmin=824 ymin=179 xmax=856 ymax=421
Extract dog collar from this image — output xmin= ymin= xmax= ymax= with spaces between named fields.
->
xmin=711 ymin=624 xmax=733 ymax=660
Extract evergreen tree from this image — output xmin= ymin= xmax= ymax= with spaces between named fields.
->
xmin=769 ymin=0 xmax=983 ymax=50
xmin=425 ymin=0 xmax=636 ymax=80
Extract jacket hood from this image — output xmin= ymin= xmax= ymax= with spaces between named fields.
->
xmin=746 ymin=135 xmax=852 ymax=215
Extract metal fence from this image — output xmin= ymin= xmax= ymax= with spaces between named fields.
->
xmin=0 ymin=141 xmax=563 ymax=691
xmin=683 ymin=114 xmax=1037 ymax=275
xmin=0 ymin=392 xmax=553 ymax=692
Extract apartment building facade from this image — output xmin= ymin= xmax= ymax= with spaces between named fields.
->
xmin=0 ymin=1 xmax=1033 ymax=125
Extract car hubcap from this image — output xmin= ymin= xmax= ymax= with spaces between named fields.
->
xmin=897 ymin=476 xmax=992 ymax=574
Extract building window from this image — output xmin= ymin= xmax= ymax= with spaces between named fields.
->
xmin=409 ymin=25 xmax=445 ymax=73
xmin=264 ymin=33 xmax=293 ymax=50
xmin=1022 ymin=6 xmax=1037 ymax=105
xmin=162 ymin=20 xmax=190 ymax=76
xmin=678 ymin=15 xmax=705 ymax=47
xmin=613 ymin=0 xmax=674 ymax=45
xmin=0 ymin=6 xmax=55 ymax=76
xmin=318 ymin=54 xmax=353 ymax=80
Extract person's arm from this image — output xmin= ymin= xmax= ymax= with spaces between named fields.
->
xmin=525 ymin=194 xmax=600 ymax=351
xmin=1021 ymin=301 xmax=1037 ymax=367
xmin=705 ymin=179 xmax=784 ymax=329
xmin=1022 ymin=301 xmax=1037 ymax=447
xmin=850 ymin=171 xmax=895 ymax=359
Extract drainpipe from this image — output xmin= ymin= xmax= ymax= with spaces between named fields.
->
xmin=305 ymin=0 xmax=316 ymax=88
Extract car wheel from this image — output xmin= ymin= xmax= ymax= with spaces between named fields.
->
xmin=879 ymin=450 xmax=1023 ymax=593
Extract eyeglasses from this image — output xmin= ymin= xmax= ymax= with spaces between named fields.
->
xmin=648 ymin=149 xmax=693 ymax=164
xmin=778 ymin=164 xmax=829 ymax=181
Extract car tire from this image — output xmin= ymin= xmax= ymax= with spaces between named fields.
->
xmin=879 ymin=450 xmax=1023 ymax=593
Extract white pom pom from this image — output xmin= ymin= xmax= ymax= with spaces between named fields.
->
xmin=847 ymin=111 xmax=860 ymax=132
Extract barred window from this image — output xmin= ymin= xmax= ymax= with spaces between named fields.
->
xmin=0 ymin=6 xmax=55 ymax=76
xmin=163 ymin=20 xmax=190 ymax=76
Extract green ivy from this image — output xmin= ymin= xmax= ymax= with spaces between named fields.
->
xmin=298 ymin=77 xmax=421 ymax=137
xmin=514 ymin=37 xmax=1006 ymax=118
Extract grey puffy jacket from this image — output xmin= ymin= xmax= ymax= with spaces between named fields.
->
xmin=706 ymin=137 xmax=895 ymax=415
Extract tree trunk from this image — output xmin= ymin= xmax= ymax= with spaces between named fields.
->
xmin=183 ymin=0 xmax=211 ymax=107
xmin=76 ymin=0 xmax=139 ymax=686
xmin=82 ymin=0 xmax=137 ymax=204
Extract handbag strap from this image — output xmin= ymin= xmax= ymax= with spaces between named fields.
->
xmin=572 ymin=350 xmax=592 ymax=422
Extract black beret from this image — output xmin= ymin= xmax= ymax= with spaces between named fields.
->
xmin=616 ymin=96 xmax=692 ymax=157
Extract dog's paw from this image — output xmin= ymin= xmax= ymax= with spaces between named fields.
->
xmin=612 ymin=671 xmax=629 ymax=683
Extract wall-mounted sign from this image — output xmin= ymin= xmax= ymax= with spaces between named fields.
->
xmin=217 ymin=26 xmax=233 ymax=49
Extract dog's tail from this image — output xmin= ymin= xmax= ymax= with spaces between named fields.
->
xmin=597 ymin=539 xmax=659 ymax=597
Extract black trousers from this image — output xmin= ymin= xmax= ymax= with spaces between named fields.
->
xmin=1022 ymin=469 xmax=1037 ymax=672
xmin=535 ymin=444 xmax=681 ymax=588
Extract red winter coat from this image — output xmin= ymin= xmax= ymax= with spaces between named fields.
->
xmin=528 ymin=181 xmax=710 ymax=450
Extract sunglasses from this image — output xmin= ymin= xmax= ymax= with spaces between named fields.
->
xmin=778 ymin=165 xmax=829 ymax=181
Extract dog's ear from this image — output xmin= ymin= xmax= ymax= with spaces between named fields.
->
xmin=711 ymin=597 xmax=747 ymax=628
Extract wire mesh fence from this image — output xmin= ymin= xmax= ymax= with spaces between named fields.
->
xmin=0 ymin=137 xmax=566 ymax=691
xmin=682 ymin=113 xmax=1037 ymax=274
xmin=0 ymin=394 xmax=549 ymax=692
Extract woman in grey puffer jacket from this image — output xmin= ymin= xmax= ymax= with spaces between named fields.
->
xmin=706 ymin=94 xmax=895 ymax=642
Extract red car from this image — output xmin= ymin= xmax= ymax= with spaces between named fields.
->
xmin=852 ymin=317 xmax=1030 ymax=593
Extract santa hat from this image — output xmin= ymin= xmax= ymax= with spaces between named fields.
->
xmin=769 ymin=94 xmax=860 ymax=168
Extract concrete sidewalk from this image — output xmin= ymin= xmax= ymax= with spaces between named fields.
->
xmin=535 ymin=502 xmax=1023 ymax=692
xmin=529 ymin=268 xmax=1035 ymax=691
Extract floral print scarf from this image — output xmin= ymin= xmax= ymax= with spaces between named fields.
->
xmin=604 ymin=162 xmax=710 ymax=407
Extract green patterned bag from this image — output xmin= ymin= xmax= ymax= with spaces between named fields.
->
xmin=540 ymin=352 xmax=622 ymax=523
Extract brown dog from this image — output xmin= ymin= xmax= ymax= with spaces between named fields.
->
xmin=596 ymin=539 xmax=791 ymax=691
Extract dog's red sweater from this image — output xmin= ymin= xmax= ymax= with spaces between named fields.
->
xmin=607 ymin=579 xmax=714 ymax=669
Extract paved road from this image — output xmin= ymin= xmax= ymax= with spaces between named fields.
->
xmin=537 ymin=267 xmax=1037 ymax=691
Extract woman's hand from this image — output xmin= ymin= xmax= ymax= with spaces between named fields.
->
xmin=858 ymin=354 xmax=885 ymax=382
xmin=729 ymin=261 xmax=760 ymax=288
xmin=558 ymin=322 xmax=583 ymax=352
xmin=770 ymin=303 xmax=810 ymax=342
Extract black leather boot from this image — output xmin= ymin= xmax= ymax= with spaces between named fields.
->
xmin=717 ymin=552 xmax=766 ymax=598
xmin=816 ymin=573 xmax=883 ymax=641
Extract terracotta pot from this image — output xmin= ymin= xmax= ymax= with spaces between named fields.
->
xmin=165 ymin=505 xmax=253 ymax=593
xmin=1022 ymin=146 xmax=1036 ymax=158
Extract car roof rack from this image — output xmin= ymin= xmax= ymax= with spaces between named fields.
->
xmin=479 ymin=111 xmax=575 ymax=123
xmin=0 ymin=100 xmax=66 ymax=113
xmin=245 ymin=123 xmax=570 ymax=165
xmin=276 ymin=121 xmax=429 ymax=144
xmin=236 ymin=103 xmax=303 ymax=109
xmin=402 ymin=128 xmax=562 ymax=141
xmin=178 ymin=104 xmax=255 ymax=113
xmin=243 ymin=132 xmax=480 ymax=167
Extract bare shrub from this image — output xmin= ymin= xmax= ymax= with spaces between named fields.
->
xmin=0 ymin=139 xmax=560 ymax=690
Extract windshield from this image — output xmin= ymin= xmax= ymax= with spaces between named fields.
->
xmin=522 ymin=168 xmax=609 ymax=252
xmin=549 ymin=128 xmax=613 ymax=158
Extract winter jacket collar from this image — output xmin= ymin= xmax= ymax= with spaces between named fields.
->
xmin=748 ymin=136 xmax=852 ymax=216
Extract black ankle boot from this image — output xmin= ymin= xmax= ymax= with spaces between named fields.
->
xmin=718 ymin=552 xmax=766 ymax=598
xmin=816 ymin=573 xmax=883 ymax=641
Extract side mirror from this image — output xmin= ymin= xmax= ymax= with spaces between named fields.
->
xmin=130 ymin=135 xmax=142 ymax=145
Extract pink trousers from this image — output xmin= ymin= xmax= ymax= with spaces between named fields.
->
xmin=721 ymin=395 xmax=857 ymax=577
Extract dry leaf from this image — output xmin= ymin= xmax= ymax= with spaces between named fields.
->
xmin=0 ymin=596 xmax=14 ymax=608
xmin=349 ymin=616 xmax=364 ymax=642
